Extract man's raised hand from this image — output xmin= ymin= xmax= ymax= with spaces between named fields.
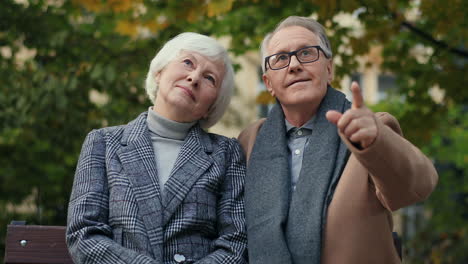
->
xmin=326 ymin=82 xmax=377 ymax=149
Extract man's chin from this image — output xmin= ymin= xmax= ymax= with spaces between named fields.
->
xmin=280 ymin=93 xmax=325 ymax=107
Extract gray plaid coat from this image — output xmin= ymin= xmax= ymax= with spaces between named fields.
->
xmin=66 ymin=112 xmax=248 ymax=264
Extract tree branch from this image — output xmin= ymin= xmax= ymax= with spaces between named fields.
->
xmin=399 ymin=20 xmax=468 ymax=58
xmin=357 ymin=0 xmax=468 ymax=58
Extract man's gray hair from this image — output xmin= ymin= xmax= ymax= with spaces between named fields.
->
xmin=261 ymin=16 xmax=333 ymax=73
xmin=145 ymin=32 xmax=234 ymax=129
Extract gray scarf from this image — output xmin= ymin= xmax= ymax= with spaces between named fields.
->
xmin=245 ymin=86 xmax=351 ymax=264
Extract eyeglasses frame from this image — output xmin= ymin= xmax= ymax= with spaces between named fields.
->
xmin=264 ymin=45 xmax=330 ymax=71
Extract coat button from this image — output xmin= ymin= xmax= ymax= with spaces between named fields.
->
xmin=174 ymin=253 xmax=186 ymax=263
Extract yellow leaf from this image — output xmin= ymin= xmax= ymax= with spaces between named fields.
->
xmin=144 ymin=20 xmax=169 ymax=34
xmin=108 ymin=0 xmax=136 ymax=13
xmin=77 ymin=62 xmax=92 ymax=75
xmin=207 ymin=0 xmax=234 ymax=17
xmin=185 ymin=5 xmax=206 ymax=23
xmin=115 ymin=20 xmax=138 ymax=37
xmin=256 ymin=90 xmax=275 ymax=105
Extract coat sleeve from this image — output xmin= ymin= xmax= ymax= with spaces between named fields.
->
xmin=66 ymin=130 xmax=157 ymax=264
xmin=195 ymin=139 xmax=248 ymax=264
xmin=237 ymin=118 xmax=265 ymax=164
xmin=340 ymin=112 xmax=439 ymax=211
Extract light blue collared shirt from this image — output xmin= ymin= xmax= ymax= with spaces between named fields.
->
xmin=285 ymin=116 xmax=315 ymax=192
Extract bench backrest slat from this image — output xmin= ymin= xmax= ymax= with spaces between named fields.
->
xmin=4 ymin=224 xmax=73 ymax=264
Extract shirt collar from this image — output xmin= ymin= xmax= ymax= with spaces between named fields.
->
xmin=146 ymin=106 xmax=196 ymax=140
xmin=284 ymin=115 xmax=315 ymax=134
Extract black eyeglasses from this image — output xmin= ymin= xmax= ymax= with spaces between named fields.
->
xmin=264 ymin=45 xmax=329 ymax=71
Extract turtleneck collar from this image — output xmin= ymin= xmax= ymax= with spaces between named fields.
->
xmin=146 ymin=107 xmax=196 ymax=140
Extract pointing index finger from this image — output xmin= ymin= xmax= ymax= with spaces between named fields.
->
xmin=351 ymin=81 xmax=364 ymax=109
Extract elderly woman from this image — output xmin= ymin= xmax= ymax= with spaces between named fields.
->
xmin=66 ymin=32 xmax=247 ymax=264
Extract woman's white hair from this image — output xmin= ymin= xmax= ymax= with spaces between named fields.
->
xmin=145 ymin=32 xmax=234 ymax=129
xmin=261 ymin=16 xmax=333 ymax=73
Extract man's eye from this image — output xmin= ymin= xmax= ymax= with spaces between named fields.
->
xmin=277 ymin=54 xmax=289 ymax=61
xmin=300 ymin=49 xmax=316 ymax=58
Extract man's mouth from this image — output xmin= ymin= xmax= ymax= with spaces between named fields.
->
xmin=287 ymin=79 xmax=311 ymax=87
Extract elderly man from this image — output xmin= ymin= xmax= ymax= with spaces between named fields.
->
xmin=238 ymin=16 xmax=438 ymax=264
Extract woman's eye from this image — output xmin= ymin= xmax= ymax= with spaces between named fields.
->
xmin=205 ymin=75 xmax=216 ymax=85
xmin=183 ymin=59 xmax=193 ymax=67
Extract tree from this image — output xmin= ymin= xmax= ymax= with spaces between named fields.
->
xmin=371 ymin=100 xmax=468 ymax=263
xmin=1 ymin=0 xmax=466 ymax=262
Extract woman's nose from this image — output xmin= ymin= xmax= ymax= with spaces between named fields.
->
xmin=187 ymin=73 xmax=199 ymax=88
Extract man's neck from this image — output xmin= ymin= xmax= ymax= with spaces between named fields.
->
xmin=281 ymin=103 xmax=318 ymax=127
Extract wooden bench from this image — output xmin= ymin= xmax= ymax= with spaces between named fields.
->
xmin=4 ymin=221 xmax=73 ymax=264
xmin=4 ymin=221 xmax=401 ymax=263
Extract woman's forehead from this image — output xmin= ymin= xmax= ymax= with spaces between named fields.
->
xmin=177 ymin=50 xmax=218 ymax=63
xmin=179 ymin=51 xmax=225 ymax=75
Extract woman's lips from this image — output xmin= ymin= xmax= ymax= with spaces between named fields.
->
xmin=177 ymin=86 xmax=195 ymax=101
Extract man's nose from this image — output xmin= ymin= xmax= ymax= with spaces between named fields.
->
xmin=288 ymin=55 xmax=302 ymax=72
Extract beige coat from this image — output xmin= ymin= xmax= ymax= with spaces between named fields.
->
xmin=238 ymin=112 xmax=438 ymax=263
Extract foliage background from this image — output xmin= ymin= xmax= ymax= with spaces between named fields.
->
xmin=1 ymin=0 xmax=466 ymax=262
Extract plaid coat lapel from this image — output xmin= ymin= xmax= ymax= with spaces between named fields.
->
xmin=116 ymin=112 xmax=164 ymax=261
xmin=161 ymin=124 xmax=214 ymax=226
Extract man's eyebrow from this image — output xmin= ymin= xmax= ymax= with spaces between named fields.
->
xmin=270 ymin=48 xmax=289 ymax=54
xmin=270 ymin=45 xmax=312 ymax=55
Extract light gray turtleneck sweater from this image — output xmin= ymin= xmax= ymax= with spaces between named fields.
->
xmin=146 ymin=107 xmax=196 ymax=194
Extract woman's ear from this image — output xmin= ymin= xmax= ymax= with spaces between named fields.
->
xmin=155 ymin=71 xmax=161 ymax=84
